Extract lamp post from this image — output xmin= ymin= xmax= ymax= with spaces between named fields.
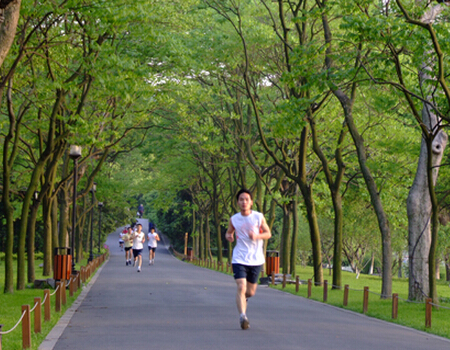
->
xmin=88 ymin=183 xmax=96 ymax=263
xmin=69 ymin=145 xmax=82 ymax=274
xmin=98 ymin=202 xmax=104 ymax=253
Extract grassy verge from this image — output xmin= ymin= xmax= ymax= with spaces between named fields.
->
xmin=0 ymin=255 xmax=107 ymax=350
xmin=180 ymin=255 xmax=450 ymax=339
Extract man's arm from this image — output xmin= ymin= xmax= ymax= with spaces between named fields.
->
xmin=225 ymin=219 xmax=235 ymax=242
xmin=156 ymin=234 xmax=160 ymax=241
xmin=249 ymin=216 xmax=271 ymax=241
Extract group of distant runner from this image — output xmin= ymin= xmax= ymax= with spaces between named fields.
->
xmin=119 ymin=221 xmax=160 ymax=272
xmin=117 ymin=192 xmax=272 ymax=330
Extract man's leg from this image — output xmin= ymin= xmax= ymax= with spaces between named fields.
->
xmin=235 ymin=278 xmax=247 ymax=315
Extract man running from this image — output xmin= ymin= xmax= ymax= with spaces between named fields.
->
xmin=225 ymin=189 xmax=271 ymax=330
xmin=123 ymin=227 xmax=133 ymax=266
xmin=132 ymin=223 xmax=145 ymax=272
xmin=147 ymin=227 xmax=160 ymax=265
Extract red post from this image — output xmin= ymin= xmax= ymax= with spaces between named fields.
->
xmin=282 ymin=274 xmax=286 ymax=289
xmin=308 ymin=279 xmax=312 ymax=298
xmin=363 ymin=286 xmax=369 ymax=314
xmin=70 ymin=276 xmax=74 ymax=297
xmin=323 ymin=280 xmax=328 ymax=302
xmin=34 ymin=297 xmax=42 ymax=334
xmin=62 ymin=280 xmax=67 ymax=306
xmin=55 ymin=282 xmax=61 ymax=313
xmin=425 ymin=298 xmax=432 ymax=328
xmin=44 ymin=289 xmax=51 ymax=322
xmin=0 ymin=324 xmax=3 ymax=350
xmin=392 ymin=293 xmax=398 ymax=319
xmin=343 ymin=285 xmax=349 ymax=306
xmin=271 ymin=271 xmax=275 ymax=286
xmin=295 ymin=276 xmax=300 ymax=293
xmin=22 ymin=305 xmax=31 ymax=349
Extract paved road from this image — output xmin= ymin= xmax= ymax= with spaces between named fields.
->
xmin=44 ymin=229 xmax=450 ymax=350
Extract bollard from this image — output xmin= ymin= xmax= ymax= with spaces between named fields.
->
xmin=392 ymin=293 xmax=398 ymax=319
xmin=295 ymin=276 xmax=300 ymax=293
xmin=70 ymin=277 xmax=74 ymax=297
xmin=76 ymin=272 xmax=80 ymax=291
xmin=307 ymin=279 xmax=312 ymax=298
xmin=22 ymin=305 xmax=31 ymax=349
xmin=62 ymin=280 xmax=67 ymax=306
xmin=221 ymin=262 xmax=224 ymax=272
xmin=55 ymin=282 xmax=61 ymax=312
xmin=425 ymin=298 xmax=432 ymax=328
xmin=282 ymin=274 xmax=286 ymax=289
xmin=271 ymin=271 xmax=275 ymax=286
xmin=323 ymin=280 xmax=328 ymax=302
xmin=0 ymin=324 xmax=3 ymax=350
xmin=363 ymin=286 xmax=369 ymax=314
xmin=44 ymin=290 xmax=51 ymax=322
xmin=34 ymin=297 xmax=42 ymax=334
xmin=343 ymin=285 xmax=349 ymax=306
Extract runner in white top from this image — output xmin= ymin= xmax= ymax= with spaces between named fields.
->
xmin=147 ymin=227 xmax=160 ymax=265
xmin=132 ymin=223 xmax=145 ymax=272
xmin=226 ymin=189 xmax=271 ymax=330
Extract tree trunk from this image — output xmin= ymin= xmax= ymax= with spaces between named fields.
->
xmin=26 ymin=200 xmax=39 ymax=283
xmin=407 ymin=105 xmax=447 ymax=301
xmin=42 ymin=194 xmax=52 ymax=276
xmin=200 ymin=212 xmax=205 ymax=260
xmin=280 ymin=203 xmax=291 ymax=273
xmin=0 ymin=0 xmax=21 ymax=69
xmin=290 ymin=193 xmax=299 ymax=277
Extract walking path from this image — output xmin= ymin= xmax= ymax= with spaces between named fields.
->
xmin=40 ymin=226 xmax=450 ymax=350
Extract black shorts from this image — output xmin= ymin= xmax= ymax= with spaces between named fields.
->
xmin=148 ymin=246 xmax=156 ymax=252
xmin=232 ymin=264 xmax=263 ymax=284
xmin=132 ymin=249 xmax=143 ymax=258
xmin=125 ymin=247 xmax=132 ymax=252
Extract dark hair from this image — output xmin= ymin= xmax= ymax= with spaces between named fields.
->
xmin=236 ymin=188 xmax=253 ymax=201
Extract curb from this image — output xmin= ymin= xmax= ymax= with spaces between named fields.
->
xmin=38 ymin=257 xmax=109 ymax=350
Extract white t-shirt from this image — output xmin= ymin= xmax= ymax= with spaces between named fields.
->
xmin=132 ymin=232 xmax=145 ymax=250
xmin=231 ymin=211 xmax=265 ymax=266
xmin=147 ymin=232 xmax=158 ymax=248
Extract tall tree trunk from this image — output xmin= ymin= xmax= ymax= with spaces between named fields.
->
xmin=290 ymin=193 xmax=299 ymax=277
xmin=0 ymin=0 xmax=21 ymax=69
xmin=42 ymin=194 xmax=52 ymax=276
xmin=26 ymin=199 xmax=39 ymax=283
xmin=280 ymin=203 xmax=291 ymax=273
xmin=205 ymin=210 xmax=212 ymax=261
xmin=320 ymin=3 xmax=392 ymax=297
xmin=200 ymin=212 xmax=205 ymax=260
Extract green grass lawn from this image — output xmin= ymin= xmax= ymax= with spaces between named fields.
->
xmin=274 ymin=266 xmax=450 ymax=339
xmin=188 ymin=256 xmax=450 ymax=340
xmin=0 ymin=256 xmax=104 ymax=350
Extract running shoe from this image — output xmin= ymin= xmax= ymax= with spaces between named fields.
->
xmin=137 ymin=267 xmax=141 ymax=272
xmin=126 ymin=261 xmax=128 ymax=266
xmin=240 ymin=315 xmax=250 ymax=330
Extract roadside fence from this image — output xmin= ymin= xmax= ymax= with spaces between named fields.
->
xmin=171 ymin=247 xmax=448 ymax=331
xmin=0 ymin=253 xmax=107 ymax=350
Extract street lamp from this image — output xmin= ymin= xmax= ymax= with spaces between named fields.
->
xmin=88 ymin=182 xmax=96 ymax=263
xmin=98 ymin=202 xmax=104 ymax=253
xmin=69 ymin=145 xmax=82 ymax=274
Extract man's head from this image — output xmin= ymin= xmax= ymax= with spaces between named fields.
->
xmin=236 ymin=188 xmax=253 ymax=202
xmin=236 ymin=189 xmax=253 ymax=212
xmin=136 ymin=223 xmax=142 ymax=231
xmin=151 ymin=227 xmax=155 ymax=233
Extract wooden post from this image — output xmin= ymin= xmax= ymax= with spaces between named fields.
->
xmin=282 ymin=274 xmax=286 ymax=289
xmin=343 ymin=285 xmax=349 ymax=306
xmin=62 ymin=280 xmax=67 ymax=305
xmin=184 ymin=232 xmax=188 ymax=256
xmin=76 ymin=272 xmax=80 ymax=291
xmin=22 ymin=304 xmax=31 ymax=349
xmin=363 ymin=286 xmax=369 ymax=314
xmin=271 ymin=271 xmax=275 ymax=286
xmin=323 ymin=280 xmax=328 ymax=302
xmin=55 ymin=282 xmax=61 ymax=312
xmin=34 ymin=297 xmax=41 ymax=334
xmin=392 ymin=293 xmax=398 ymax=319
xmin=295 ymin=276 xmax=300 ymax=293
xmin=69 ymin=277 xmax=74 ymax=297
xmin=307 ymin=279 xmax=312 ymax=298
xmin=425 ymin=298 xmax=432 ymax=328
xmin=44 ymin=290 xmax=51 ymax=322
